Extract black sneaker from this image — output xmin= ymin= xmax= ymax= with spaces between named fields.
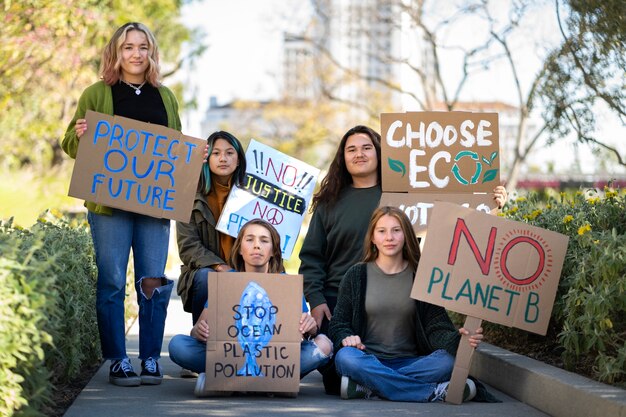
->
xmin=109 ymin=358 xmax=141 ymax=387
xmin=340 ymin=375 xmax=373 ymax=399
xmin=140 ymin=357 xmax=163 ymax=385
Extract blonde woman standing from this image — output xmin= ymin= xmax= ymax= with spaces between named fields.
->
xmin=62 ymin=22 xmax=181 ymax=387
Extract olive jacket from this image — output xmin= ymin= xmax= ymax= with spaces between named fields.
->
xmin=176 ymin=192 xmax=226 ymax=312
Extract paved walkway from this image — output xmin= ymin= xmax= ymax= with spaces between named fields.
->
xmin=64 ymin=279 xmax=551 ymax=417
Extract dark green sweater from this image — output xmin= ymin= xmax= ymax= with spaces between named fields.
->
xmin=329 ymin=262 xmax=461 ymax=357
xmin=299 ymin=185 xmax=382 ymax=309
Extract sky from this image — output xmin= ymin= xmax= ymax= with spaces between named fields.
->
xmin=177 ymin=1 xmax=624 ymax=177
xmin=178 ymin=0 xmax=305 ymax=137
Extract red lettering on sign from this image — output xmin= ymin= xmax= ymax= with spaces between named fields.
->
xmin=447 ymin=218 xmax=497 ymax=275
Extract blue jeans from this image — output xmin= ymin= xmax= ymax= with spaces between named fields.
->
xmin=191 ymin=268 xmax=211 ymax=324
xmin=334 ymin=347 xmax=454 ymax=402
xmin=88 ymin=209 xmax=171 ymax=361
xmin=168 ymin=336 xmax=331 ymax=377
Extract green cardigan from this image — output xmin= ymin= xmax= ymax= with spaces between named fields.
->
xmin=328 ymin=262 xmax=461 ymax=356
xmin=61 ymin=80 xmax=182 ymax=215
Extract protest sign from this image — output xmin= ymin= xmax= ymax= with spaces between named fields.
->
xmin=411 ymin=202 xmax=568 ymax=404
xmin=68 ymin=111 xmax=205 ymax=222
xmin=381 ymin=112 xmax=500 ymax=193
xmin=200 ymin=272 xmax=303 ymax=394
xmin=379 ymin=192 xmax=498 ymax=237
xmin=215 ymin=140 xmax=320 ymax=259
xmin=411 ymin=202 xmax=568 ymax=335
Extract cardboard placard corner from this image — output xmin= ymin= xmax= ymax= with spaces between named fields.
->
xmin=68 ymin=110 xmax=206 ymax=222
xmin=379 ymin=191 xmax=499 ymax=237
xmin=200 ymin=272 xmax=303 ymax=394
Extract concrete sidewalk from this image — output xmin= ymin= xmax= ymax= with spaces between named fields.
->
xmin=64 ymin=281 xmax=625 ymax=417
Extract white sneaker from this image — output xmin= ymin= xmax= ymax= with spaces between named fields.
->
xmin=193 ymin=373 xmax=233 ymax=397
xmin=194 ymin=372 xmax=206 ymax=397
xmin=180 ymin=368 xmax=198 ymax=378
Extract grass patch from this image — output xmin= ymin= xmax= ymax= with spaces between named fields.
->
xmin=0 ymin=166 xmax=80 ymax=228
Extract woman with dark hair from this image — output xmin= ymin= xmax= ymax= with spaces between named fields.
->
xmin=168 ymin=219 xmax=333 ymax=394
xmin=330 ymin=207 xmax=483 ymax=402
xmin=61 ymin=22 xmax=180 ymax=387
xmin=176 ymin=130 xmax=247 ymax=326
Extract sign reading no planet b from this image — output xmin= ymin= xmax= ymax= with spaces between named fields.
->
xmin=381 ymin=112 xmax=500 ymax=193
xmin=411 ymin=202 xmax=569 ymax=335
xmin=68 ymin=111 xmax=205 ymax=223
xmin=202 ymin=272 xmax=302 ymax=394
xmin=216 ymin=140 xmax=320 ymax=259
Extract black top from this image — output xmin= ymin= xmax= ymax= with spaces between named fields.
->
xmin=112 ymin=81 xmax=168 ymax=126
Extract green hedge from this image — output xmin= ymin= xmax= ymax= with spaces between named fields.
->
xmin=492 ymin=188 xmax=625 ymax=387
xmin=0 ymin=210 xmax=100 ymax=416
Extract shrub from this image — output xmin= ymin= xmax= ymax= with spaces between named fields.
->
xmin=493 ymin=187 xmax=626 ymax=387
xmin=0 ymin=210 xmax=100 ymax=416
xmin=0 ymin=221 xmax=55 ymax=415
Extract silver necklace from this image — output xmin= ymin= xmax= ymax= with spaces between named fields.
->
xmin=121 ymin=79 xmax=147 ymax=95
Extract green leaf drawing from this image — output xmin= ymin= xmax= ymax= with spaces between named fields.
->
xmin=482 ymin=156 xmax=491 ymax=166
xmin=490 ymin=151 xmax=498 ymax=163
xmin=388 ymin=157 xmax=406 ymax=177
xmin=482 ymin=169 xmax=498 ymax=183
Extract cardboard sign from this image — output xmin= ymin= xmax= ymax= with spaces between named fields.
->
xmin=202 ymin=272 xmax=303 ymax=394
xmin=216 ymin=140 xmax=320 ymax=259
xmin=411 ymin=202 xmax=569 ymax=335
xmin=68 ymin=111 xmax=205 ymax=222
xmin=381 ymin=112 xmax=500 ymax=193
xmin=379 ymin=192 xmax=499 ymax=237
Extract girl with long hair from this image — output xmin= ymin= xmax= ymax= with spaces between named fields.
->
xmin=329 ymin=207 xmax=484 ymax=402
xmin=169 ymin=219 xmax=333 ymax=394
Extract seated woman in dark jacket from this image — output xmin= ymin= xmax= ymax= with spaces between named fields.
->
xmin=329 ymin=206 xmax=483 ymax=402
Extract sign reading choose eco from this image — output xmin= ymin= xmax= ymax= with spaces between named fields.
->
xmin=381 ymin=112 xmax=500 ymax=193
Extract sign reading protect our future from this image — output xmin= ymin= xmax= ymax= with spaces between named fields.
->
xmin=68 ymin=111 xmax=205 ymax=223
xmin=411 ymin=202 xmax=569 ymax=335
xmin=216 ymin=140 xmax=320 ymax=259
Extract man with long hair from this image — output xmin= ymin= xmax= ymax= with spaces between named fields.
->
xmin=299 ymin=125 xmax=382 ymax=393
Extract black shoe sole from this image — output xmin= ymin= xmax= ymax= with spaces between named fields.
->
xmin=109 ymin=376 xmax=141 ymax=387
xmin=140 ymin=375 xmax=163 ymax=385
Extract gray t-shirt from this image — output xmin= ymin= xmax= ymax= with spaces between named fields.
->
xmin=363 ymin=261 xmax=417 ymax=359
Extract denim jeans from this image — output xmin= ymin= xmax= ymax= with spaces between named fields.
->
xmin=191 ymin=268 xmax=211 ymax=324
xmin=334 ymin=347 xmax=455 ymax=402
xmin=300 ymin=338 xmax=332 ymax=377
xmin=88 ymin=209 xmax=171 ymax=361
xmin=168 ymin=336 xmax=331 ymax=377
